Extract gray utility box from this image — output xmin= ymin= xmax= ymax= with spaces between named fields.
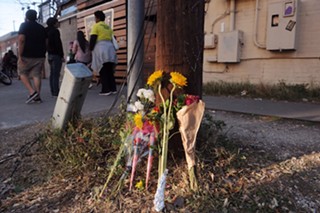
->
xmin=217 ymin=30 xmax=243 ymax=63
xmin=266 ymin=0 xmax=298 ymax=51
xmin=204 ymin=33 xmax=217 ymax=49
xmin=52 ymin=63 xmax=93 ymax=129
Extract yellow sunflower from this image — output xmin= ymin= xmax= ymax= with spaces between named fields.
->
xmin=147 ymin=70 xmax=163 ymax=86
xmin=134 ymin=113 xmax=143 ymax=129
xmin=170 ymin=72 xmax=187 ymax=87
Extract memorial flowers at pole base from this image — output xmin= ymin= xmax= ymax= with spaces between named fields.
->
xmin=100 ymin=70 xmax=205 ymax=211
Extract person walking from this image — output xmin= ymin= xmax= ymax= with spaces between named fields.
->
xmin=46 ymin=17 xmax=64 ymax=97
xmin=18 ymin=9 xmax=47 ymax=104
xmin=1 ymin=52 xmax=9 ymax=72
xmin=72 ymin=31 xmax=92 ymax=65
xmin=73 ymin=30 xmax=93 ymax=88
xmin=3 ymin=50 xmax=18 ymax=78
xmin=89 ymin=10 xmax=117 ymax=96
xmin=7 ymin=50 xmax=18 ymax=72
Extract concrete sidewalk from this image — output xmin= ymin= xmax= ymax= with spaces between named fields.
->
xmin=1 ymin=78 xmax=320 ymax=130
xmin=0 ymin=78 xmax=125 ymax=130
xmin=203 ymin=95 xmax=320 ymax=122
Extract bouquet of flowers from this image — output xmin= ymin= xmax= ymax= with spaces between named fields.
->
xmin=126 ymin=88 xmax=159 ymax=190
xmin=176 ymin=94 xmax=205 ymax=191
xmin=146 ymin=70 xmax=188 ymax=179
xmin=99 ymin=88 xmax=158 ymax=198
xmin=100 ymin=70 xmax=205 ymax=211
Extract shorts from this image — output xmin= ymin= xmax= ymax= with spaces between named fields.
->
xmin=18 ymin=57 xmax=45 ymax=78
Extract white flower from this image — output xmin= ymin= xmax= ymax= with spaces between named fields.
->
xmin=144 ymin=89 xmax=155 ymax=103
xmin=136 ymin=88 xmax=146 ymax=99
xmin=134 ymin=100 xmax=144 ymax=111
xmin=127 ymin=103 xmax=137 ymax=112
xmin=136 ymin=88 xmax=155 ymax=103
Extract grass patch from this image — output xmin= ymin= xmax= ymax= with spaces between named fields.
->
xmin=2 ymin=110 xmax=315 ymax=212
xmin=39 ymin=112 xmax=298 ymax=212
xmin=203 ymin=80 xmax=320 ymax=102
xmin=40 ymin=102 xmax=127 ymax=177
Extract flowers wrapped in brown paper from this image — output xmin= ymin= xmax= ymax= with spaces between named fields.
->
xmin=176 ymin=100 xmax=205 ymax=190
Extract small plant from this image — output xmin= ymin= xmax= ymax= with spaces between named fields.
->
xmin=197 ymin=112 xmax=226 ymax=145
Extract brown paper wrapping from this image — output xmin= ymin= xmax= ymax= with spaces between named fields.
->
xmin=176 ymin=100 xmax=205 ymax=170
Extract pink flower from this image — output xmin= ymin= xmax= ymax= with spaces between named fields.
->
xmin=185 ymin=95 xmax=200 ymax=106
xmin=142 ymin=121 xmax=155 ymax=134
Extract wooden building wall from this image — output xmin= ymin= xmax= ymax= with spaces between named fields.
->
xmin=75 ymin=0 xmax=127 ymax=83
xmin=74 ymin=0 xmax=157 ymax=84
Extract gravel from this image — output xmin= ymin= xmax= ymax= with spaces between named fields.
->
xmin=211 ymin=110 xmax=320 ymax=160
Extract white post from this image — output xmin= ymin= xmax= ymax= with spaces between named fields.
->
xmin=52 ymin=63 xmax=92 ymax=129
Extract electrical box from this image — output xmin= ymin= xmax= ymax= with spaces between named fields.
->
xmin=52 ymin=63 xmax=92 ymax=129
xmin=217 ymin=30 xmax=243 ymax=63
xmin=204 ymin=33 xmax=217 ymax=49
xmin=266 ymin=0 xmax=298 ymax=51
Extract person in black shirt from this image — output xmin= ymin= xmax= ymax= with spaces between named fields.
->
xmin=18 ymin=9 xmax=47 ymax=104
xmin=46 ymin=17 xmax=64 ymax=97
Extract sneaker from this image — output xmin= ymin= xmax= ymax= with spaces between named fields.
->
xmin=25 ymin=91 xmax=38 ymax=104
xmin=111 ymin=91 xmax=117 ymax=94
xmin=88 ymin=83 xmax=93 ymax=89
xmin=32 ymin=96 xmax=42 ymax=103
xmin=99 ymin=92 xmax=112 ymax=96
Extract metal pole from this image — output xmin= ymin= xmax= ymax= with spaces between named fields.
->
xmin=127 ymin=0 xmax=144 ymax=102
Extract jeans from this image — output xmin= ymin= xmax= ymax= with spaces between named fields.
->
xmin=48 ymin=54 xmax=63 ymax=96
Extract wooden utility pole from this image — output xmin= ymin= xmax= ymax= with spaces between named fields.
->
xmin=156 ymin=0 xmax=204 ymax=97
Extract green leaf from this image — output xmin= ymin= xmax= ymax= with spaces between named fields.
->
xmin=167 ymin=115 xmax=175 ymax=130
xmin=165 ymin=99 xmax=170 ymax=107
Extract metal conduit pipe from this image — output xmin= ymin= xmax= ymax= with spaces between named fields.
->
xmin=230 ymin=0 xmax=236 ymax=31
xmin=253 ymin=0 xmax=266 ymax=48
xmin=210 ymin=11 xmax=230 ymax=33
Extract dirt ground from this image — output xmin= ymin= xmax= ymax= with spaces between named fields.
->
xmin=0 ymin=110 xmax=320 ymax=212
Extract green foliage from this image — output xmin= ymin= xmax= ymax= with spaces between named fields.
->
xmin=203 ymin=80 xmax=320 ymax=102
xmin=40 ymin=103 xmax=127 ymax=175
xmin=197 ymin=112 xmax=226 ymax=145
